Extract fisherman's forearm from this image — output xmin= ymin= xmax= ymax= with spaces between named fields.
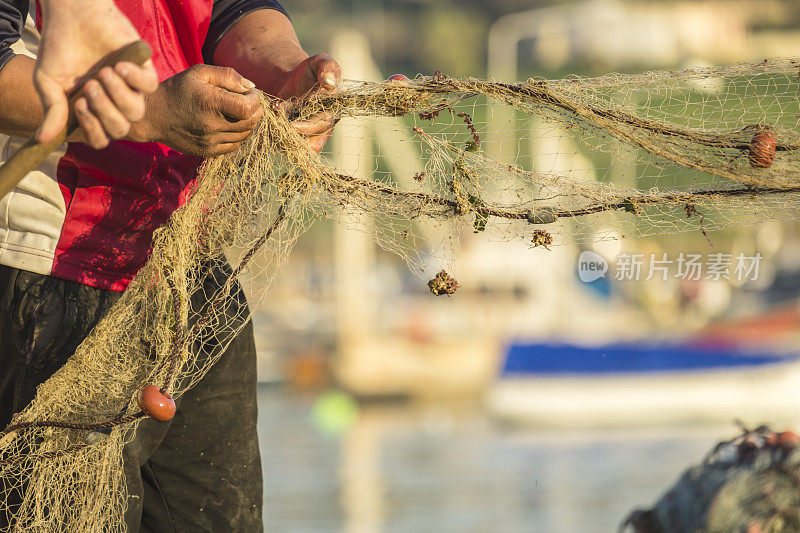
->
xmin=212 ymin=9 xmax=309 ymax=96
xmin=0 ymin=55 xmax=43 ymax=137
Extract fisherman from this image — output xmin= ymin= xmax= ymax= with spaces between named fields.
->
xmin=0 ymin=1 xmax=340 ymax=530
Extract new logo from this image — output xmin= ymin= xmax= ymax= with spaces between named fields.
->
xmin=577 ymin=250 xmax=608 ymax=282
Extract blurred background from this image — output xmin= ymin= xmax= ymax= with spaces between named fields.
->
xmin=252 ymin=1 xmax=800 ymax=531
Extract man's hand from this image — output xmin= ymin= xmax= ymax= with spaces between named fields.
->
xmin=35 ymin=0 xmax=159 ymax=148
xmin=277 ymin=54 xmax=341 ymax=153
xmin=212 ymin=9 xmax=342 ymax=153
xmin=128 ymin=65 xmax=263 ymax=158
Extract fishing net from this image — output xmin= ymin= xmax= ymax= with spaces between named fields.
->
xmin=2 ymin=57 xmax=800 ymax=530
xmin=622 ymin=425 xmax=800 ymax=533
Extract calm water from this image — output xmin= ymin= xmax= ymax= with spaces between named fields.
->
xmin=257 ymin=385 xmax=735 ymax=533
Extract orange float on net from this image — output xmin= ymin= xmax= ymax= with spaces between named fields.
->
xmin=136 ymin=385 xmax=176 ymax=422
xmin=748 ymin=127 xmax=777 ymax=168
xmin=386 ymin=74 xmax=411 ymax=85
xmin=778 ymin=430 xmax=800 ymax=450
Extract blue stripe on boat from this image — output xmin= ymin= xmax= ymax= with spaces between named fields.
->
xmin=501 ymin=343 xmax=798 ymax=376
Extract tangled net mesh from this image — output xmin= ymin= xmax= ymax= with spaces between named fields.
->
xmin=2 ymin=57 xmax=800 ymax=530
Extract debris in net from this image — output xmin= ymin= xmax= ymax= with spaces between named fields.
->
xmin=413 ymin=171 xmax=425 ymax=182
xmin=419 ymin=108 xmax=441 ymax=121
xmin=685 ymin=203 xmax=714 ymax=248
xmin=456 ymin=110 xmax=481 ymax=146
xmin=428 ymin=270 xmax=460 ymax=296
xmin=622 ymin=198 xmax=643 ymax=216
xmin=749 ymin=127 xmax=777 ymax=168
xmin=531 ymin=229 xmax=553 ymax=250
xmin=422 ymin=104 xmax=482 ymax=146
xmin=526 ymin=208 xmax=558 ymax=225
xmin=432 ymin=70 xmax=447 ymax=82
xmin=621 ymin=425 xmax=800 ymax=533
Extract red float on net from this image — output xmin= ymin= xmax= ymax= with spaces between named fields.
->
xmin=136 ymin=385 xmax=176 ymax=422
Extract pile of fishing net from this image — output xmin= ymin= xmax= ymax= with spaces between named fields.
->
xmin=2 ymin=57 xmax=800 ymax=530
xmin=623 ymin=425 xmax=800 ymax=533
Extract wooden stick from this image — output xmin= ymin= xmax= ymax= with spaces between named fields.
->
xmin=0 ymin=40 xmax=152 ymax=199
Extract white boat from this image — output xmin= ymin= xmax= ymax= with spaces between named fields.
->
xmin=488 ymin=341 xmax=800 ymax=427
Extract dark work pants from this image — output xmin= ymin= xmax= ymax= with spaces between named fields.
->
xmin=0 ymin=263 xmax=263 ymax=532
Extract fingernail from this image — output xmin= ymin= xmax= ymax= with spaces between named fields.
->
xmin=116 ymin=63 xmax=130 ymax=76
xmin=242 ymin=78 xmax=256 ymax=89
xmin=323 ymin=73 xmax=337 ymax=88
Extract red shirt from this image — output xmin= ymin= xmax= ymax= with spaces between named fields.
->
xmin=46 ymin=1 xmax=210 ymax=291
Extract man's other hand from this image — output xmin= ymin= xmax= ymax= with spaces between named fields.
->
xmin=277 ymin=54 xmax=341 ymax=153
xmin=128 ymin=65 xmax=264 ymax=158
xmin=35 ymin=0 xmax=159 ymax=148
